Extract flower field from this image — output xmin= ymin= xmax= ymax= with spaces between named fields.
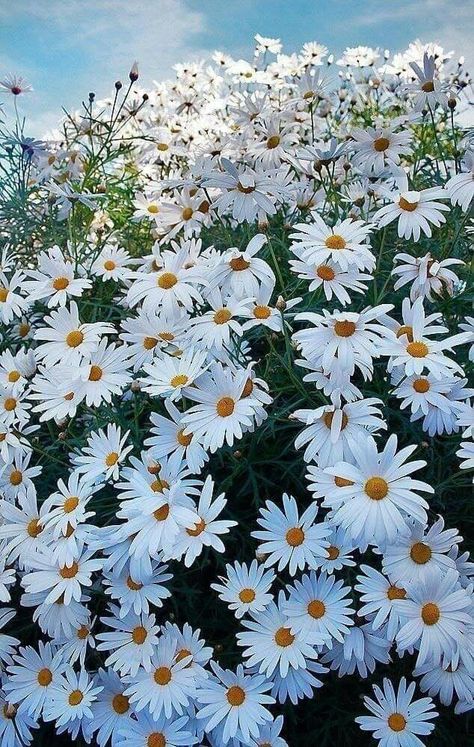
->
xmin=0 ymin=36 xmax=473 ymax=747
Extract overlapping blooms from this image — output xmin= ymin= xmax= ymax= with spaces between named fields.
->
xmin=0 ymin=32 xmax=472 ymax=747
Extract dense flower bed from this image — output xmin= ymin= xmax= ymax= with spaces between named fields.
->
xmin=0 ymin=35 xmax=473 ymax=747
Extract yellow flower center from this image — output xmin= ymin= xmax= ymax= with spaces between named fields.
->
xmin=399 ymin=197 xmax=418 ymax=212
xmin=4 ymin=397 xmax=17 ymax=411
xmin=147 ymin=204 xmax=159 ymax=214
xmin=143 ymin=336 xmax=158 ymax=350
xmin=170 ymin=373 xmax=189 ymax=387
xmin=77 ymin=625 xmax=89 ymax=639
xmin=216 ymin=396 xmax=235 ymax=417
xmin=410 ymin=541 xmax=432 ymax=564
xmin=239 ymin=588 xmax=256 ymax=603
xmin=105 ymin=452 xmax=119 ymax=467
xmin=407 ymin=341 xmax=429 ymax=358
xmin=267 ymin=135 xmax=281 ymax=149
xmin=274 ymin=626 xmax=295 ymax=647
xmin=334 ymin=320 xmax=356 ymax=337
xmin=181 ymin=207 xmax=194 ymax=221
xmin=253 ymin=305 xmax=271 ymax=319
xmin=126 ymin=576 xmax=143 ymax=591
xmin=316 ymin=264 xmax=336 ymax=280
xmin=387 ymin=585 xmax=407 ymax=600
xmin=68 ymin=690 xmax=84 ymax=706
xmin=37 ymin=668 xmax=53 ymax=686
xmin=365 ymin=477 xmax=389 ymax=500
xmin=158 ymin=272 xmax=178 ymax=289
xmin=104 ymin=260 xmax=116 ymax=271
xmin=421 ymin=602 xmax=440 ymax=625
xmin=413 ymin=377 xmax=430 ymax=393
xmin=373 ymin=136 xmax=390 ymax=152
xmin=213 ymin=308 xmax=232 ymax=325
xmin=0 ymin=287 xmax=9 ymax=303
xmin=132 ymin=626 xmax=148 ymax=644
xmin=66 ymin=330 xmax=84 ymax=348
xmin=8 ymin=370 xmax=20 ymax=382
xmin=154 ymin=666 xmax=172 ymax=685
xmin=327 ymin=545 xmax=340 ymax=560
xmin=175 ymin=648 xmax=192 ymax=663
xmin=186 ymin=518 xmax=206 ymax=536
xmin=334 ymin=476 xmax=354 ymax=487
xmin=308 ymin=599 xmax=326 ymax=619
xmin=150 ymin=479 xmax=169 ymax=493
xmin=59 ymin=562 xmax=79 ymax=579
xmin=53 ymin=277 xmax=70 ymax=291
xmin=112 ymin=693 xmax=129 ymax=714
xmin=237 ymin=183 xmax=255 ymax=194
xmin=63 ymin=496 xmax=79 ymax=513
xmin=286 ymin=526 xmax=305 ymax=547
xmin=325 ymin=234 xmax=346 ymax=250
xmin=323 ymin=411 xmax=348 ymax=429
xmin=157 ymin=143 xmax=169 ymax=151
xmin=388 ymin=713 xmax=407 ymax=732
xmin=158 ymin=331 xmax=175 ymax=341
xmin=9 ymin=470 xmax=22 ymax=486
xmin=27 ymin=518 xmax=42 ymax=537
xmin=19 ymin=323 xmax=30 ymax=337
xmin=421 ymin=80 xmax=435 ymax=93
xmin=230 ymin=256 xmax=251 ymax=271
xmin=226 ymin=685 xmax=246 ymax=706
xmin=153 ymin=504 xmax=170 ymax=521
xmin=88 ymin=365 xmax=103 ymax=381
xmin=177 ymin=428 xmax=192 ymax=446
xmin=148 ymin=734 xmax=166 ymax=747
xmin=242 ymin=378 xmax=254 ymax=398
xmin=397 ymin=324 xmax=414 ymax=341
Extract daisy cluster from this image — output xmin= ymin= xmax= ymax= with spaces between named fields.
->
xmin=0 ymin=34 xmax=473 ymax=747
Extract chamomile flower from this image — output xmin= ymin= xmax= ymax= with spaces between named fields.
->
xmin=196 ymin=661 xmax=274 ymax=743
xmin=40 ymin=470 xmax=100 ymax=539
xmin=290 ymin=214 xmax=375 ymax=271
xmin=87 ymin=668 xmax=134 ymax=747
xmin=208 ymin=234 xmax=274 ymax=297
xmin=43 ymin=667 xmax=103 ymax=729
xmin=323 ymin=435 xmax=433 ymax=546
xmin=190 ymin=290 xmax=251 ymax=351
xmin=356 ymin=677 xmax=437 ymax=746
xmin=0 ymin=487 xmax=48 ymax=568
xmin=321 ymin=622 xmax=391 ymax=677
xmin=289 ymin=248 xmax=371 ymax=305
xmin=23 ymin=246 xmax=91 ymax=307
xmin=0 ymin=451 xmax=42 ymax=502
xmin=237 ymin=590 xmax=319 ymax=677
xmin=120 ymin=306 xmax=191 ymax=371
xmin=405 ymin=52 xmax=449 ymax=110
xmin=446 ymin=150 xmax=474 ymax=212
xmin=211 ymin=560 xmax=275 ymax=619
xmin=0 ymin=690 xmax=38 ymax=747
xmin=140 ymin=347 xmax=208 ymax=400
xmin=252 ymin=494 xmax=330 ymax=576
xmin=283 ymin=571 xmax=355 ymax=646
xmin=0 ymin=270 xmax=30 ymax=324
xmin=350 ymin=125 xmax=412 ymax=173
xmin=123 ymin=634 xmax=197 ymax=719
xmin=90 ymin=245 xmax=135 ymax=282
xmin=78 ymin=339 xmax=133 ymax=406
xmin=355 ymin=565 xmax=409 ymax=642
xmin=392 ymin=252 xmax=464 ymax=301
xmin=96 ymin=607 xmax=161 ymax=676
xmin=102 ymin=559 xmax=172 ymax=617
xmin=395 ymin=569 xmax=472 ymax=666
xmin=116 ymin=712 xmax=198 ymax=747
xmin=22 ymin=547 xmax=102 ymax=604
xmin=414 ymin=658 xmax=474 ymax=707
xmin=146 ymin=399 xmax=209 ymax=474
xmin=373 ymin=181 xmax=450 ymax=241
xmin=4 ymin=642 xmax=66 ymax=719
xmin=127 ymin=247 xmax=204 ymax=313
xmin=72 ymin=424 xmax=132 ymax=482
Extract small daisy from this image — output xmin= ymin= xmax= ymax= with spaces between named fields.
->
xmin=4 ymin=642 xmax=66 ymax=719
xmin=123 ymin=633 xmax=197 ymax=719
xmin=208 ymin=234 xmax=274 ymax=297
xmin=90 ymin=245 xmax=135 ymax=282
xmin=96 ymin=607 xmax=161 ymax=676
xmin=283 ymin=571 xmax=355 ymax=647
xmin=196 ymin=661 xmax=274 ymax=743
xmin=252 ymin=494 xmax=330 ymax=576
xmin=78 ymin=340 xmax=133 ymax=406
xmin=21 ymin=547 xmax=102 ymax=605
xmin=102 ymin=559 xmax=172 ymax=617
xmin=323 ymin=435 xmax=433 ymax=545
xmin=116 ymin=712 xmax=198 ymax=747
xmin=146 ymin=399 xmax=209 ymax=474
xmin=457 ymin=440 xmax=474 ymax=471
xmin=0 ymin=486 xmax=49 ymax=568
xmin=321 ymin=622 xmax=391 ymax=677
xmin=414 ymin=658 xmax=474 ymax=707
xmin=87 ymin=668 xmax=134 ymax=747
xmin=120 ymin=306 xmax=191 ymax=371
xmin=289 ymin=248 xmax=371 ymax=306
xmin=396 ymin=569 xmax=472 ymax=666
xmin=355 ymin=565 xmax=409 ymax=642
xmin=0 ymin=270 xmax=30 ymax=324
xmin=34 ymin=302 xmax=114 ymax=366
xmin=350 ymin=124 xmax=412 ymax=173
xmin=43 ymin=667 xmax=102 ymax=729
xmin=72 ymin=424 xmax=132 ymax=483
xmin=290 ymin=213 xmax=375 ymax=272
xmin=140 ymin=348 xmax=208 ymax=401
xmin=23 ymin=246 xmax=91 ymax=307
xmin=356 ymin=677 xmax=437 ymax=746
xmin=446 ymin=150 xmax=474 ymax=212
xmin=373 ymin=180 xmax=450 ymax=241
xmin=211 ymin=559 xmax=275 ymax=619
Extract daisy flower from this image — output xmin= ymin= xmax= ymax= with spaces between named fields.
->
xmin=253 ymin=494 xmax=330 ymax=576
xmin=146 ymin=399 xmax=209 ymax=474
xmin=90 ymin=244 xmax=135 ymax=282
xmin=0 ymin=73 xmax=33 ymax=95
xmin=356 ymin=677 xmax=437 ymax=746
xmin=0 ymin=385 xmax=31 ymax=427
xmin=21 ymin=547 xmax=102 ymax=605
xmin=127 ymin=247 xmax=204 ymax=313
xmin=396 ymin=569 xmax=472 ymax=666
xmin=87 ymin=668 xmax=134 ymax=747
xmin=242 ymin=284 xmax=298 ymax=333
xmin=292 ymin=398 xmax=385 ymax=466
xmin=211 ymin=559 xmax=275 ymax=619
xmin=0 ymin=486 xmax=49 ymax=568
xmin=350 ymin=124 xmax=412 ymax=173
xmin=0 ymin=270 xmax=29 ymax=323
xmin=43 ymin=667 xmax=102 ymax=729
xmin=120 ymin=306 xmax=191 ymax=371
xmin=196 ymin=661 xmax=274 ymax=743
xmin=208 ymin=234 xmax=274 ymax=297
xmin=392 ymin=252 xmax=464 ymax=301
xmin=321 ymin=622 xmax=391 ymax=677
xmin=373 ymin=180 xmax=450 ymax=241
xmin=40 ymin=470 xmax=101 ymax=540
xmin=289 ymin=248 xmax=371 ymax=305
xmin=237 ymin=591 xmax=319 ymax=678
xmin=116 ymin=712 xmax=198 ymax=747
xmin=28 ymin=365 xmax=85 ymax=422
xmin=283 ymin=571 xmax=355 ymax=647
xmin=170 ymin=475 xmax=237 ymax=566
xmin=381 ymin=517 xmax=461 ymax=586
xmin=72 ymin=424 xmax=132 ymax=482
xmin=190 ymin=290 xmax=251 ymax=352
xmin=269 ymin=659 xmax=327 ymax=706
xmin=34 ymin=301 xmax=114 ymax=366
xmin=78 ymin=340 xmax=132 ymax=406
xmin=405 ymin=52 xmax=449 ymax=110
xmin=23 ymin=246 xmax=91 ymax=307
xmin=251 ymin=715 xmax=288 ymax=747
xmin=0 ymin=608 xmax=19 ymax=667
xmin=0 ymin=689 xmax=38 ymax=747
xmin=457 ymin=440 xmax=474 ymax=471
xmin=123 ymin=634 xmax=197 ymax=719
xmin=323 ymin=434 xmax=433 ymax=546
xmin=102 ymin=559 xmax=172 ymax=617
xmin=355 ymin=565 xmax=409 ymax=642
xmin=4 ymin=642 xmax=66 ymax=719
xmin=0 ymin=559 xmax=15 ymax=602
xmin=317 ymin=526 xmax=356 ymax=573
xmin=290 ymin=214 xmax=375 ymax=272
xmin=140 ymin=347 xmax=208 ymax=400
xmin=96 ymin=607 xmax=161 ymax=676
xmin=181 ymin=363 xmax=261 ymax=452
xmin=0 ymin=451 xmax=42 ymax=502
xmin=414 ymin=658 xmax=474 ymax=707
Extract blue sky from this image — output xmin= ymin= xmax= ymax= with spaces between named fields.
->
xmin=1 ymin=0 xmax=472 ymax=134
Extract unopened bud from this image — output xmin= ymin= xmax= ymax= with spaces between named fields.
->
xmin=276 ymin=295 xmax=286 ymax=311
xmin=129 ymin=62 xmax=139 ymax=82
xmin=89 ymin=92 xmax=95 ymax=103
xmin=233 ymin=450 xmax=242 ymax=458
xmin=448 ymin=97 xmax=457 ymax=110
xmin=131 ymin=380 xmax=141 ymax=392
xmin=115 ymin=80 xmax=123 ymax=90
